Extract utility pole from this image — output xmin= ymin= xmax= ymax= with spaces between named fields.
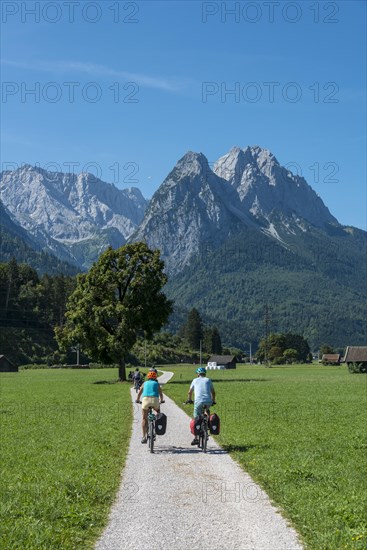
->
xmin=264 ymin=305 xmax=271 ymax=367
xmin=199 ymin=339 xmax=202 ymax=367
xmin=249 ymin=342 xmax=252 ymax=364
xmin=76 ymin=343 xmax=80 ymax=365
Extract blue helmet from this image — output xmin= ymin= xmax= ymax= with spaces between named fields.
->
xmin=196 ymin=367 xmax=206 ymax=375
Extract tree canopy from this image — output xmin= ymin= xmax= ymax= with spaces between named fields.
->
xmin=184 ymin=308 xmax=203 ymax=350
xmin=257 ymin=332 xmax=311 ymax=364
xmin=203 ymin=325 xmax=222 ymax=354
xmin=55 ymin=243 xmax=173 ymax=380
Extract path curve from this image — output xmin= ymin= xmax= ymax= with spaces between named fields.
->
xmin=96 ymin=371 xmax=303 ymax=550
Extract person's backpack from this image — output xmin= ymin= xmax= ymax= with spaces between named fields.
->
xmin=190 ymin=416 xmax=202 ymax=436
xmin=209 ymin=413 xmax=220 ymax=435
xmin=155 ymin=413 xmax=167 ymax=435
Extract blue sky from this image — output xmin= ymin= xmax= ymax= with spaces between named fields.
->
xmin=1 ymin=0 xmax=366 ymax=229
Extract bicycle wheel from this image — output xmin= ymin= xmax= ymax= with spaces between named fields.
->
xmin=203 ymin=428 xmax=208 ymax=453
xmin=149 ymin=420 xmax=154 ymax=453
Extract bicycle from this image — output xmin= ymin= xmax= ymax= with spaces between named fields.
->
xmin=134 ymin=376 xmax=144 ymax=393
xmin=136 ymin=400 xmax=164 ymax=453
xmin=184 ymin=400 xmax=216 ymax=453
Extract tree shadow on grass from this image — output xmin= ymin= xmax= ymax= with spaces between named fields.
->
xmin=169 ymin=378 xmax=268 ymax=385
xmin=93 ymin=380 xmax=119 ymax=385
xmin=222 ymin=444 xmax=271 ymax=453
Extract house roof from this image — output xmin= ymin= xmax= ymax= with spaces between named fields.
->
xmin=342 ymin=346 xmax=367 ymax=363
xmin=208 ymin=355 xmax=236 ymax=364
xmin=322 ymin=354 xmax=340 ymax=362
xmin=0 ymin=355 xmax=16 ymax=367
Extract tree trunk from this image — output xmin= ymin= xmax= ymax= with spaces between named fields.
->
xmin=118 ymin=358 xmax=126 ymax=381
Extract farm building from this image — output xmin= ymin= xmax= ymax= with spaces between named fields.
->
xmin=0 ymin=355 xmax=18 ymax=372
xmin=321 ymin=353 xmax=341 ymax=365
xmin=342 ymin=346 xmax=367 ymax=368
xmin=207 ymin=355 xmax=237 ymax=369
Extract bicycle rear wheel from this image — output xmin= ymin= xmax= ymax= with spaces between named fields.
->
xmin=203 ymin=428 xmax=208 ymax=453
xmin=149 ymin=421 xmax=154 ymax=453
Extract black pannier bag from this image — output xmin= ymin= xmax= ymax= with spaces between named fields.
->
xmin=209 ymin=413 xmax=220 ymax=435
xmin=190 ymin=416 xmax=202 ymax=436
xmin=155 ymin=412 xmax=167 ymax=435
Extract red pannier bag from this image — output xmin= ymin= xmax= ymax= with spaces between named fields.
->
xmin=209 ymin=413 xmax=220 ymax=435
xmin=190 ymin=417 xmax=202 ymax=435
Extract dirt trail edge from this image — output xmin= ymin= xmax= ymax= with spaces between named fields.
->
xmin=96 ymin=371 xmax=303 ymax=550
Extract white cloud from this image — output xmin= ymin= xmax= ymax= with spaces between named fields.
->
xmin=1 ymin=59 xmax=184 ymax=92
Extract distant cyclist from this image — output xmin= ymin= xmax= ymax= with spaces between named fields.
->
xmin=136 ymin=370 xmax=164 ymax=444
xmin=187 ymin=367 xmax=215 ymax=445
xmin=133 ymin=368 xmax=142 ymax=392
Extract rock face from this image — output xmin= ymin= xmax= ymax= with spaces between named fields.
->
xmin=213 ymin=146 xmax=338 ymax=229
xmin=130 ymin=152 xmax=250 ymax=274
xmin=1 ymin=146 xmax=343 ymax=273
xmin=0 ymin=165 xmax=148 ymax=269
xmin=130 ymin=147 xmax=341 ymax=273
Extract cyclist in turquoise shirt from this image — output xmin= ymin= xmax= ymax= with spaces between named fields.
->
xmin=136 ymin=371 xmax=164 ymax=443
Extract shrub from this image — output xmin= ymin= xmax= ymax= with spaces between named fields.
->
xmin=347 ymin=362 xmax=367 ymax=374
xmin=88 ymin=363 xmax=119 ymax=369
xmin=19 ymin=364 xmax=49 ymax=370
xmin=272 ymin=356 xmax=285 ymax=365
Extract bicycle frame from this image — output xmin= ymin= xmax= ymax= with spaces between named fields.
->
xmin=147 ymin=406 xmax=156 ymax=453
xmin=198 ymin=405 xmax=210 ymax=453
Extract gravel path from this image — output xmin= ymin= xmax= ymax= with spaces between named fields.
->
xmin=96 ymin=371 xmax=303 ymax=550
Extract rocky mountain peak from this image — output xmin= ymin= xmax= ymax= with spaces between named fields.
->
xmin=167 ymin=151 xmax=210 ymax=183
xmin=214 ymin=146 xmax=338 ymax=229
xmin=0 ymin=165 xmax=148 ymax=270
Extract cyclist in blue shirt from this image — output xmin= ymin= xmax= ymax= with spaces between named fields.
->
xmin=136 ymin=370 xmax=164 ymax=444
xmin=188 ymin=367 xmax=215 ymax=445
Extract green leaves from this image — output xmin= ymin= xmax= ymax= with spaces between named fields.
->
xmin=56 ymin=243 xmax=173 ymax=374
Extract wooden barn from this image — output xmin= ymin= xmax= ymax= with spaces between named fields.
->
xmin=321 ymin=353 xmax=341 ymax=365
xmin=342 ymin=346 xmax=367 ymax=368
xmin=0 ymin=355 xmax=18 ymax=372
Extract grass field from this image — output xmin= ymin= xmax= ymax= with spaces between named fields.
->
xmin=1 ymin=364 xmax=366 ymax=549
xmin=161 ymin=363 xmax=367 ymax=550
xmin=0 ymin=368 xmax=132 ymax=550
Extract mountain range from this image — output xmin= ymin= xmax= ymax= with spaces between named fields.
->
xmin=0 ymin=164 xmax=147 ymax=270
xmin=1 ymin=146 xmax=366 ymax=347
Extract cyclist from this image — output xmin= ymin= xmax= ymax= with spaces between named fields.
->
xmin=187 ymin=366 xmax=215 ymax=445
xmin=133 ymin=368 xmax=142 ymax=392
xmin=136 ymin=370 xmax=164 ymax=444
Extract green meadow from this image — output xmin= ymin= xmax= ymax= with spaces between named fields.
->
xmin=1 ymin=364 xmax=366 ymax=549
xmin=162 ymin=364 xmax=367 ymax=550
xmin=0 ymin=369 xmax=132 ymax=550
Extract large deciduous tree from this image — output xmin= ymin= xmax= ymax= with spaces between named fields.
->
xmin=55 ymin=243 xmax=173 ymax=380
